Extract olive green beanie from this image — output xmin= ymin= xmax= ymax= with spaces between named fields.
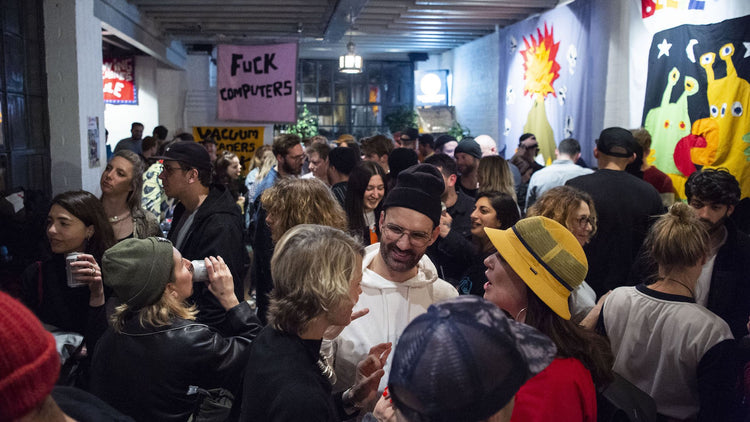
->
xmin=102 ymin=237 xmax=174 ymax=309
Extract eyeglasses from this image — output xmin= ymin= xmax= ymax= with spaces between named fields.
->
xmin=161 ymin=165 xmax=188 ymax=176
xmin=286 ymin=153 xmax=305 ymax=162
xmin=382 ymin=223 xmax=432 ymax=247
xmin=523 ymin=143 xmax=539 ymax=150
xmin=574 ymin=216 xmax=595 ymax=228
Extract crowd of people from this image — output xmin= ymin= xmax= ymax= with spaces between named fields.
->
xmin=2 ymin=122 xmax=750 ymax=422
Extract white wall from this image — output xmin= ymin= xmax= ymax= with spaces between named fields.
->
xmin=104 ymin=56 xmax=161 ymax=149
xmin=156 ymin=66 xmax=188 ymax=137
xmin=44 ymin=0 xmax=106 ymax=195
xmin=417 ymin=32 xmax=501 ymax=144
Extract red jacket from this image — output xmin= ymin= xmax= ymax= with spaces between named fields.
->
xmin=511 ymin=357 xmax=597 ymax=422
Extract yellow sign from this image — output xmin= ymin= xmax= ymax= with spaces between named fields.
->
xmin=193 ymin=126 xmax=265 ymax=177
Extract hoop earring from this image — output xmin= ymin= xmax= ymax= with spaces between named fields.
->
xmin=515 ymin=307 xmax=527 ymax=321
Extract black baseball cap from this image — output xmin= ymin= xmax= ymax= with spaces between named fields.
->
xmin=596 ymin=127 xmax=636 ymax=158
xmin=154 ymin=141 xmax=212 ymax=170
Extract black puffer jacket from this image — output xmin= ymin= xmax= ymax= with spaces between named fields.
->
xmin=169 ymin=184 xmax=249 ymax=332
xmin=90 ymin=302 xmax=261 ymax=422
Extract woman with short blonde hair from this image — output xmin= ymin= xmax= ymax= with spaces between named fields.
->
xmin=242 ymin=225 xmax=391 ymax=421
xmin=268 ymin=224 xmax=364 ymax=334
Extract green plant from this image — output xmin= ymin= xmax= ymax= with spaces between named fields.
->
xmin=448 ymin=121 xmax=471 ymax=141
xmin=287 ymin=105 xmax=319 ymax=139
xmin=384 ymin=106 xmax=418 ymax=133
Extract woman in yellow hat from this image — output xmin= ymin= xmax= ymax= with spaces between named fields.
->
xmin=483 ymin=216 xmax=613 ymax=422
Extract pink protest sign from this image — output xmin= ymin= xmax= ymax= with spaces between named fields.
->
xmin=217 ymin=43 xmax=298 ymax=122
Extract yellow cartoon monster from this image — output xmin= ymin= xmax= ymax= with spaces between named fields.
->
xmin=692 ymin=43 xmax=750 ymax=198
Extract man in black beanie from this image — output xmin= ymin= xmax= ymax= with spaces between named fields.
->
xmin=454 ymin=137 xmax=482 ymax=198
xmin=328 ymin=164 xmax=458 ymax=409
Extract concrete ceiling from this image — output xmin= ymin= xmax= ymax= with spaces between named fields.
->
xmin=115 ymin=0 xmax=561 ymax=60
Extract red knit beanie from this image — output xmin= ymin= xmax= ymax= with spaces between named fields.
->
xmin=0 ymin=291 xmax=60 ymax=420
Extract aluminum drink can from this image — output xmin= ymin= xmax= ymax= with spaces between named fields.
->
xmin=65 ymin=252 xmax=87 ymax=288
xmin=191 ymin=259 xmax=209 ymax=282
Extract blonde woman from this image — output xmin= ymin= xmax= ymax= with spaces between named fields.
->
xmin=600 ymin=203 xmax=734 ymax=421
xmin=477 ymin=156 xmax=517 ymax=201
xmin=91 ymin=237 xmax=261 ymax=421
xmin=246 ymin=146 xmax=276 ymax=202
xmin=241 ymin=224 xmax=390 ymax=421
xmin=100 ymin=150 xmax=161 ymax=240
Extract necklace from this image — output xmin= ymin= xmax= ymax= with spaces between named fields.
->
xmin=316 ymin=352 xmax=337 ymax=385
xmin=108 ymin=211 xmax=130 ymax=223
xmin=664 ymin=277 xmax=695 ymax=299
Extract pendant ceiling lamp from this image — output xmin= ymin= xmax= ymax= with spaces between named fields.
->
xmin=339 ymin=39 xmax=363 ymax=74
xmin=339 ymin=13 xmax=362 ymax=74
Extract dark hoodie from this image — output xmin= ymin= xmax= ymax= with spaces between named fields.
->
xmin=168 ymin=184 xmax=248 ymax=333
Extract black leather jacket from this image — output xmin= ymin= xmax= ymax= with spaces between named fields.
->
xmin=169 ymin=184 xmax=249 ymax=333
xmin=90 ymin=302 xmax=261 ymax=422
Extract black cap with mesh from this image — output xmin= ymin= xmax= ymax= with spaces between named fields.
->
xmin=388 ymin=296 xmax=556 ymax=422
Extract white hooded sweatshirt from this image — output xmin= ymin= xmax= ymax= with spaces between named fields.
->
xmin=330 ymin=243 xmax=458 ymax=393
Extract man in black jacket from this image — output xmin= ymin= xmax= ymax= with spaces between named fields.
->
xmin=423 ymin=153 xmax=476 ymax=285
xmin=685 ymin=168 xmax=750 ymax=339
xmin=567 ymin=127 xmax=664 ymax=296
xmin=157 ymin=142 xmax=248 ymax=332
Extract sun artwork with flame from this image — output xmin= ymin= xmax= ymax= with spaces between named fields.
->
xmin=520 ymin=23 xmax=560 ymax=164
xmin=521 ymin=23 xmax=560 ymax=99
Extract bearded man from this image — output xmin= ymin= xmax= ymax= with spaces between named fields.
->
xmin=326 ymin=164 xmax=458 ymax=412
xmin=684 ymin=168 xmax=750 ymax=339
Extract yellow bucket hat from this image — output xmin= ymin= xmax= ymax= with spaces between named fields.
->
xmin=485 ymin=216 xmax=588 ymax=320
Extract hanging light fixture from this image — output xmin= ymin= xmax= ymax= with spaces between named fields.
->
xmin=339 ymin=13 xmax=362 ymax=74
xmin=339 ymin=39 xmax=363 ymax=74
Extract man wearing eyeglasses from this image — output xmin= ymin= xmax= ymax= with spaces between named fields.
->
xmin=327 ymin=164 xmax=458 ymax=410
xmin=252 ymin=134 xmax=305 ymax=202
xmin=155 ymin=141 xmax=248 ymax=333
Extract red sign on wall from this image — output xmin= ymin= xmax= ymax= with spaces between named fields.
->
xmin=103 ymin=57 xmax=137 ymax=105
